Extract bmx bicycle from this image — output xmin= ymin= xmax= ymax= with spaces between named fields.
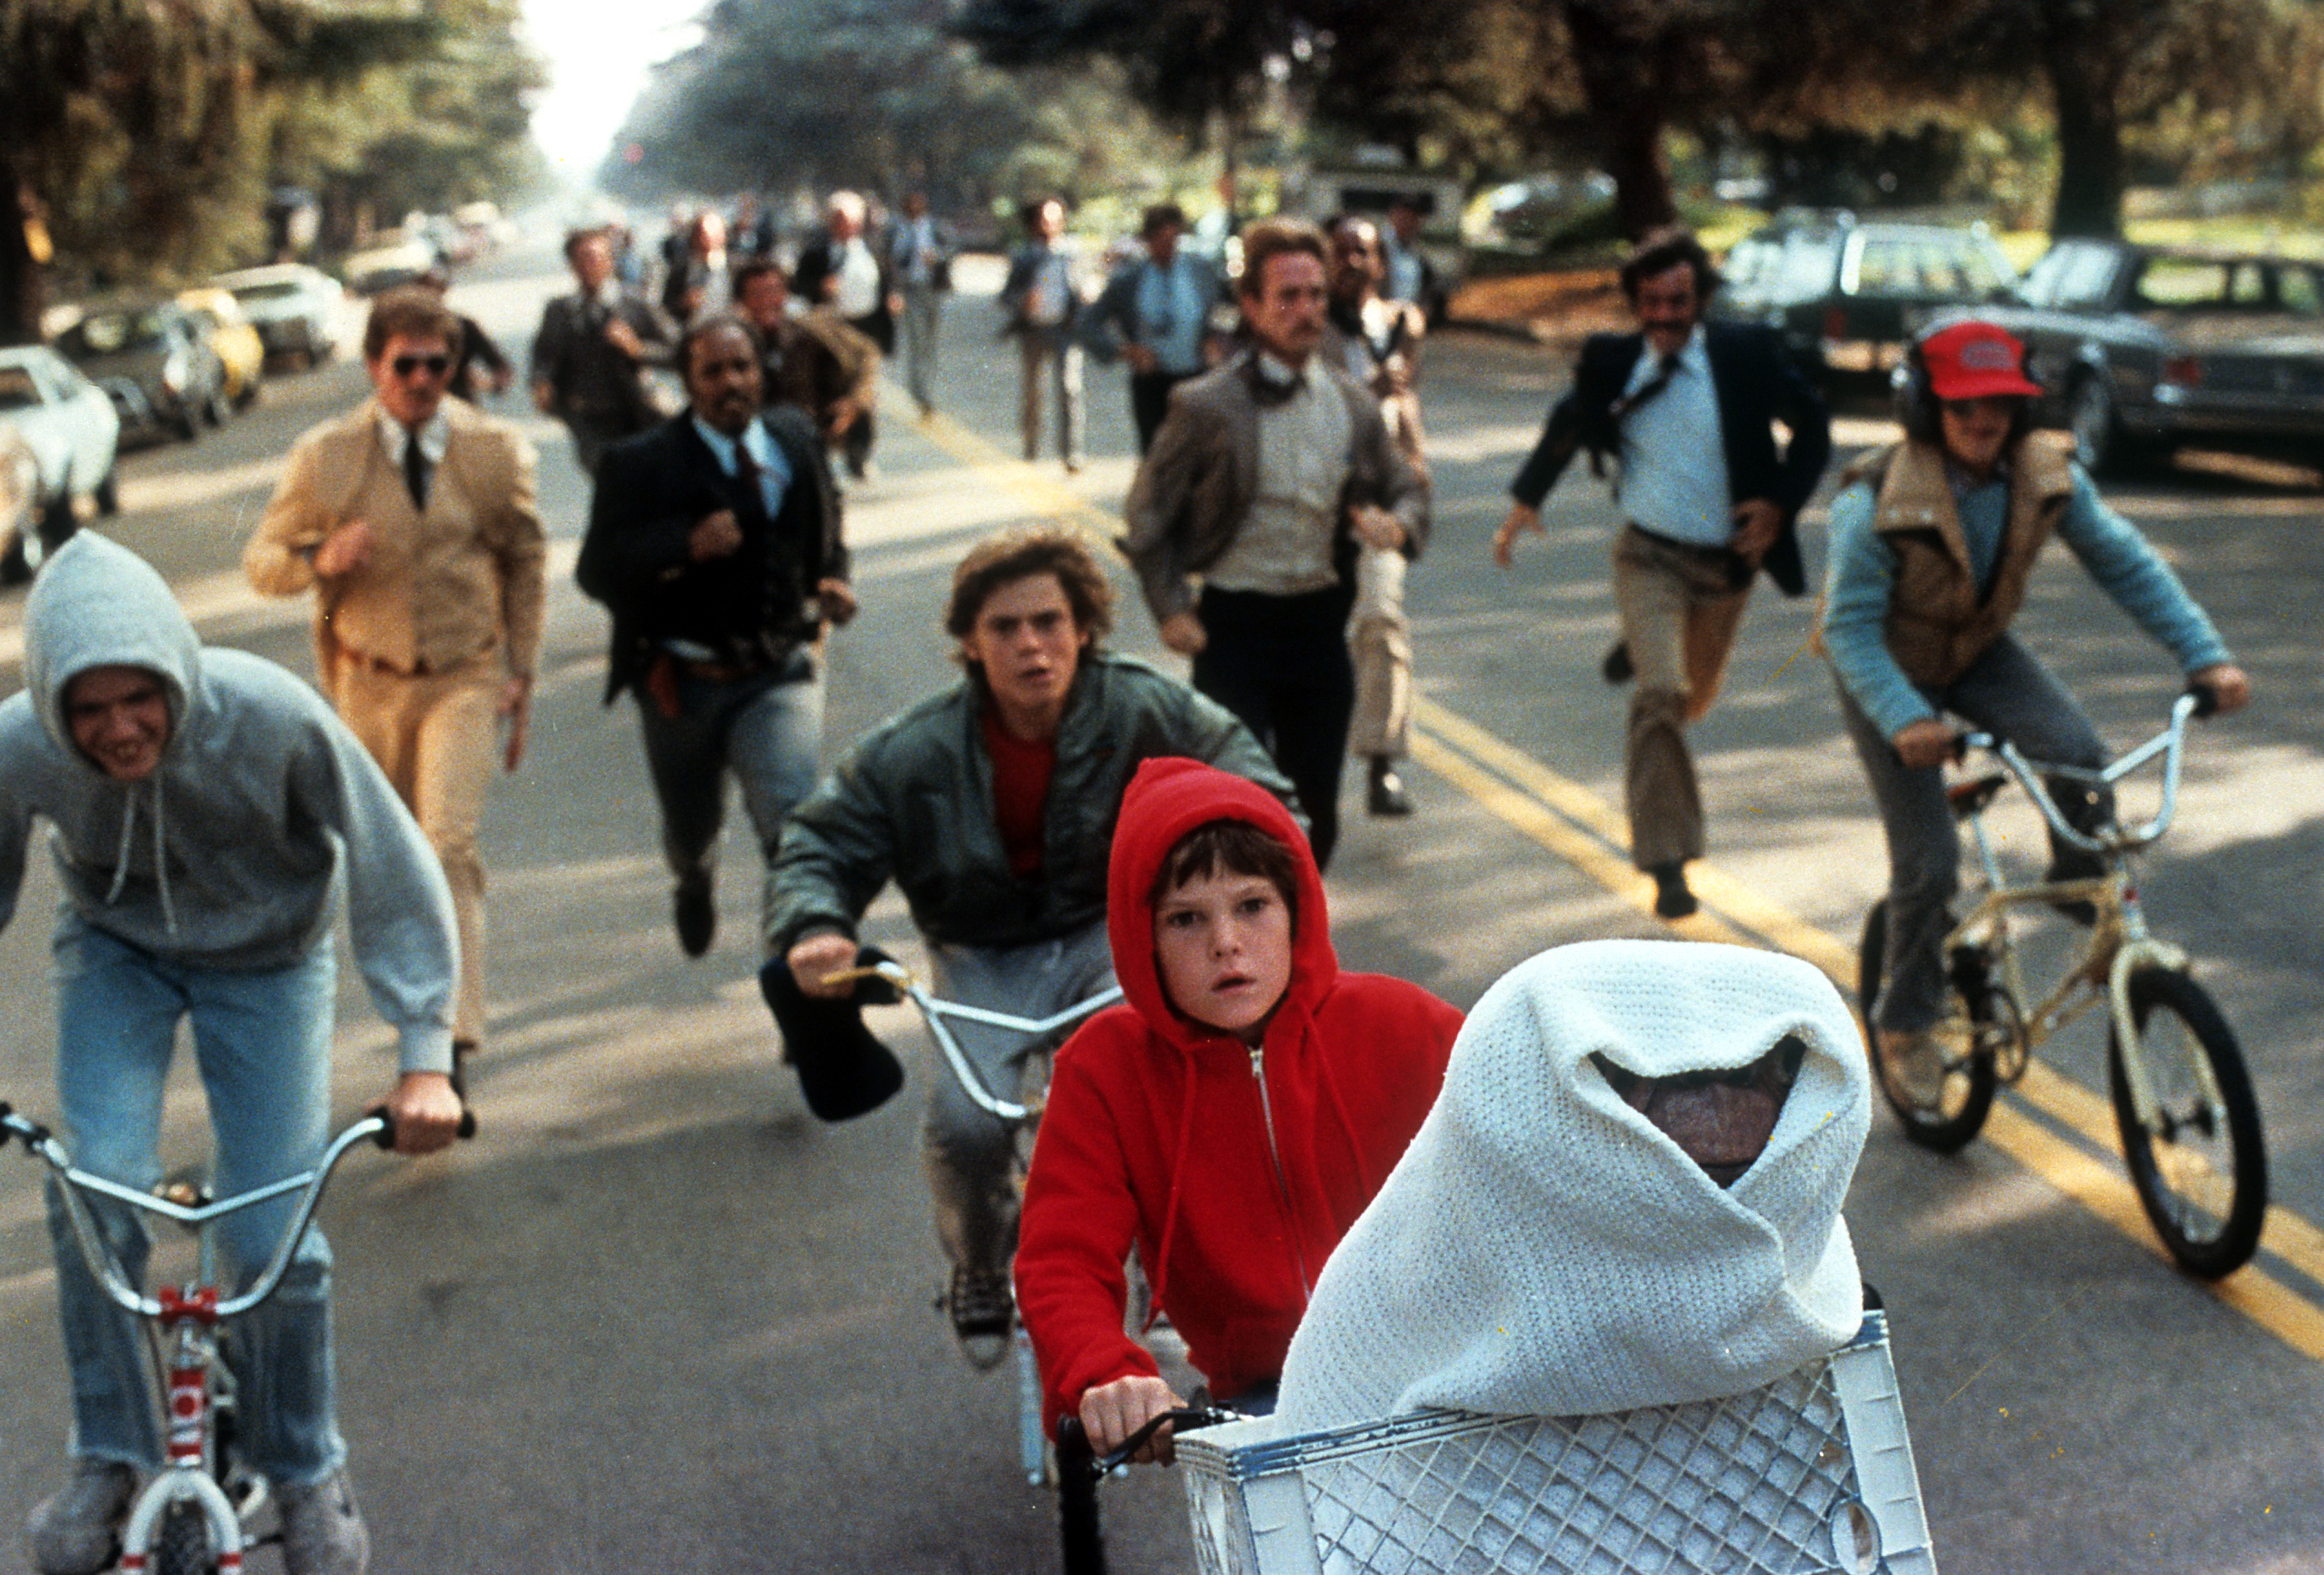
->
xmin=816 ymin=948 xmax=1123 ymax=1484
xmin=1857 ymin=685 xmax=2268 ymax=1278
xmin=0 ymin=1102 xmax=471 ymax=1574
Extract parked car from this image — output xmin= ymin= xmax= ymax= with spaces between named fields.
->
xmin=0 ymin=346 xmax=120 ymax=583
xmin=0 ymin=419 xmax=40 ymax=584
xmin=177 ymin=285 xmax=268 ymax=408
xmin=55 ymin=298 xmax=229 ymax=443
xmin=344 ymin=233 xmax=439 ymax=295
xmin=213 ymin=263 xmax=344 ymax=369
xmin=1956 ymin=238 xmax=2324 ymax=473
xmin=1713 ymin=215 xmax=2018 ymax=392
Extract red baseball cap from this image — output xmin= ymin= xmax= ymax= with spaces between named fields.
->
xmin=1919 ymin=320 xmax=2042 ymax=401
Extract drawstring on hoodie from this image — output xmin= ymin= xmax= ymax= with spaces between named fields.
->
xmin=1144 ymin=1059 xmax=1203 ymax=1331
xmin=102 ymin=778 xmax=179 ymax=935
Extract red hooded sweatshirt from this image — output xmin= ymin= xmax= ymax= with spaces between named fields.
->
xmin=1015 ymin=757 xmax=1461 ymax=1434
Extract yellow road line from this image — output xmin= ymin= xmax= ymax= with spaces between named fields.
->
xmin=880 ymin=375 xmax=2324 ymax=1350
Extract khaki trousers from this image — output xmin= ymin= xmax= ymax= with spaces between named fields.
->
xmin=332 ymin=653 xmax=500 ymax=1046
xmin=1348 ymin=543 xmax=1411 ymax=759
xmin=1611 ymin=524 xmax=1752 ymax=871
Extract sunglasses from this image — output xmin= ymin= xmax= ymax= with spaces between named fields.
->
xmin=390 ymin=353 xmax=452 ymax=379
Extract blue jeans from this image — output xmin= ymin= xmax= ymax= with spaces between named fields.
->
xmin=47 ymin=916 xmax=344 ymax=1486
xmin=634 ymin=662 xmax=824 ymax=887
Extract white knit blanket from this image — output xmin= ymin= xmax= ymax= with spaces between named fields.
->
xmin=1275 ymin=939 xmax=1870 ymax=1433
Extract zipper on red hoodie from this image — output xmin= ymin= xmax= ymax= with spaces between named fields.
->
xmin=1250 ymin=1044 xmax=1314 ymax=1300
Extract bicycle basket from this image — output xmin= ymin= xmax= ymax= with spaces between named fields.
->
xmin=1175 ymin=1311 xmax=1933 ymax=1575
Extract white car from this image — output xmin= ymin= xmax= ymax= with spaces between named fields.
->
xmin=212 ymin=263 xmax=345 ymax=369
xmin=0 ymin=345 xmax=120 ymax=583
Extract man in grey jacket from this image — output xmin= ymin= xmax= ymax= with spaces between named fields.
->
xmin=768 ymin=525 xmax=1292 ymax=1358
xmin=1122 ymin=218 xmax=1429 ymax=869
xmin=0 ymin=533 xmax=463 ymax=1575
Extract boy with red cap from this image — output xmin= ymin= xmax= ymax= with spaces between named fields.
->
xmin=1015 ymin=758 xmax=1460 ymax=1462
xmin=1819 ymin=318 xmax=2249 ymax=1109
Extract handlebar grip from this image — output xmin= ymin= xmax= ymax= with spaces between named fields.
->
xmin=366 ymin=1104 xmax=480 ymax=1150
xmin=2187 ymin=679 xmax=2220 ymax=720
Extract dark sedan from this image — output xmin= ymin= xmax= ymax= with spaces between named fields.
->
xmin=54 ymin=300 xmax=229 ymax=443
xmin=1961 ymin=238 xmax=2324 ymax=473
xmin=1712 ymin=215 xmax=2018 ymax=395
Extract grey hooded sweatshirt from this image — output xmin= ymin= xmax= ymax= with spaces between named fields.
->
xmin=0 ymin=531 xmax=459 ymax=1074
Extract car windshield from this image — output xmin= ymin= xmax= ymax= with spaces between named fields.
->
xmin=231 ymin=280 xmax=306 ymax=303
xmin=1849 ymin=233 xmax=2007 ymax=297
xmin=2021 ymin=245 xmax=2119 ymax=309
xmin=64 ymin=310 xmax=169 ymax=354
xmin=0 ymin=367 xmax=39 ymax=411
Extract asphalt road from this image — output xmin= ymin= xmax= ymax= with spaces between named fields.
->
xmin=1 ymin=233 xmax=2321 ymax=1574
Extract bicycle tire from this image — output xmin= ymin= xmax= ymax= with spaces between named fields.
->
xmin=2109 ymin=968 xmax=2267 ymax=1278
xmin=152 ymin=1498 xmax=216 ymax=1575
xmin=1858 ymin=899 xmax=1999 ymax=1152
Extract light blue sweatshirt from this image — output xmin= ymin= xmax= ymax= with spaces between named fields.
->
xmin=1822 ymin=456 xmax=2234 ymax=739
xmin=0 ymin=531 xmax=460 ymax=1073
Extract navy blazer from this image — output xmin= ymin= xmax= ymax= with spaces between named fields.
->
xmin=1507 ymin=323 xmax=1831 ymax=596
xmin=576 ymin=407 xmax=846 ymax=703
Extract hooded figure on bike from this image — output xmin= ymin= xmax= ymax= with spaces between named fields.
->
xmin=1818 ymin=319 xmax=2249 ymax=1110
xmin=0 ymin=531 xmax=462 ymax=1575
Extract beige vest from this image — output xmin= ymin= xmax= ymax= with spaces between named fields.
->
xmin=1859 ymin=430 xmax=2075 ymax=688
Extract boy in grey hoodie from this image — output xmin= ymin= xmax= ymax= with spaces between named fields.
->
xmin=0 ymin=532 xmax=463 ymax=1575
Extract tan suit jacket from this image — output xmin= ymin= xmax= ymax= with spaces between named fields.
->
xmin=246 ymin=396 xmax=547 ymax=693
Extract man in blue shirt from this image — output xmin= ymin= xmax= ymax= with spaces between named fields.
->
xmin=1081 ymin=203 xmax=1221 ymax=454
xmin=1494 ymin=228 xmax=1830 ymax=919
xmin=999 ymin=197 xmax=1085 ymax=472
xmin=577 ymin=315 xmax=857 ymax=960
xmin=1819 ymin=319 xmax=2249 ymax=1105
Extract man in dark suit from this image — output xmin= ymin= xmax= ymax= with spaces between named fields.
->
xmin=528 ymin=226 xmax=674 ymax=477
xmin=577 ymin=315 xmax=856 ymax=959
xmin=792 ymin=191 xmax=896 ymax=479
xmin=1492 ymin=227 xmax=1830 ymax=919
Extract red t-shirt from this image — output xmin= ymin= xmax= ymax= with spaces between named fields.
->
xmin=981 ymin=706 xmax=1057 ymax=878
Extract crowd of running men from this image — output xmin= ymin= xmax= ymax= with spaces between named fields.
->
xmin=0 ymin=191 xmax=2251 ymax=1574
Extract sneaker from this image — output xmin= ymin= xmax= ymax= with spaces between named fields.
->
xmin=277 ymin=1469 xmax=368 ymax=1575
xmin=1367 ymin=758 xmax=1414 ymax=817
xmin=673 ymin=871 xmax=715 ymax=959
xmin=1876 ymin=1029 xmax=1949 ymax=1110
xmin=1647 ymin=861 xmax=1698 ymax=920
xmin=25 ymin=1460 xmax=135 ymax=1575
xmin=1601 ymin=641 xmax=1634 ymax=685
xmin=947 ymin=1264 xmax=1015 ymax=1369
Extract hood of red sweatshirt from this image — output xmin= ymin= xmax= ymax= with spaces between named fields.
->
xmin=1106 ymin=757 xmax=1336 ymax=1052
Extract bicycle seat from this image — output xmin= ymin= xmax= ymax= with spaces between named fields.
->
xmin=1946 ymin=773 xmax=2009 ymax=821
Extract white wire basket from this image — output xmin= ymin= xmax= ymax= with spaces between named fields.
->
xmin=1175 ymin=1310 xmax=1934 ymax=1575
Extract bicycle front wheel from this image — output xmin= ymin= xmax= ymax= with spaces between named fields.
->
xmin=1858 ymin=899 xmax=1999 ymax=1152
xmin=153 ymin=1499 xmax=217 ymax=1575
xmin=2109 ymin=967 xmax=2267 ymax=1279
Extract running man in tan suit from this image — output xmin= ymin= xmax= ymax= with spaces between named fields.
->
xmin=246 ymin=288 xmax=547 ymax=1086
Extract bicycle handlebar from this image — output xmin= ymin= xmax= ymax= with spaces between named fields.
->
xmin=1955 ymin=687 xmax=2211 ymax=855
xmin=1 ymin=1103 xmax=469 ymax=1323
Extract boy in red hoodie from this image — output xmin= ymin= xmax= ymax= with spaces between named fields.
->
xmin=1015 ymin=757 xmax=1461 ymax=1462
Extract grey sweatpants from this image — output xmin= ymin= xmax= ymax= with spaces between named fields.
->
xmin=922 ymin=922 xmax=1116 ymax=1279
xmin=1837 ymin=633 xmax=2109 ymax=1032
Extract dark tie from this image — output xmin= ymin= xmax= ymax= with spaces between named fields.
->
xmin=1611 ymin=352 xmax=1683 ymax=424
xmin=732 ymin=444 xmax=771 ymax=529
xmin=402 ymin=436 xmax=430 ymax=512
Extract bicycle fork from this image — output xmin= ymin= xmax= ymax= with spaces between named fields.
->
xmin=118 ymin=1290 xmax=246 ymax=1574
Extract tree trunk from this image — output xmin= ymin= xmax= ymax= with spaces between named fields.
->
xmin=2044 ymin=30 xmax=2125 ymax=238
xmin=1564 ymin=3 xmax=1678 ymax=241
xmin=0 ymin=153 xmax=44 ymax=348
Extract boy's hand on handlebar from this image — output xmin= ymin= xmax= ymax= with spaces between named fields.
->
xmin=788 ymin=932 xmax=861 ymax=999
xmin=1079 ymin=1374 xmax=1186 ymax=1465
xmin=1892 ymin=718 xmax=1957 ymax=770
xmin=2190 ymin=662 xmax=2251 ymax=716
xmin=383 ymin=1072 xmax=463 ymax=1155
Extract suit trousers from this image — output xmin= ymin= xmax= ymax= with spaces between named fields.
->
xmin=1193 ymin=583 xmax=1357 ymax=870
xmin=632 ymin=660 xmax=824 ymax=914
xmin=1348 ymin=544 xmax=1412 ymax=760
xmin=1610 ymin=523 xmax=1753 ymax=871
xmin=333 ymin=651 xmax=500 ymax=1047
xmin=899 ymin=284 xmax=942 ymax=411
xmin=1130 ymin=368 xmax=1197 ymax=455
xmin=1018 ymin=329 xmax=1084 ymax=464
